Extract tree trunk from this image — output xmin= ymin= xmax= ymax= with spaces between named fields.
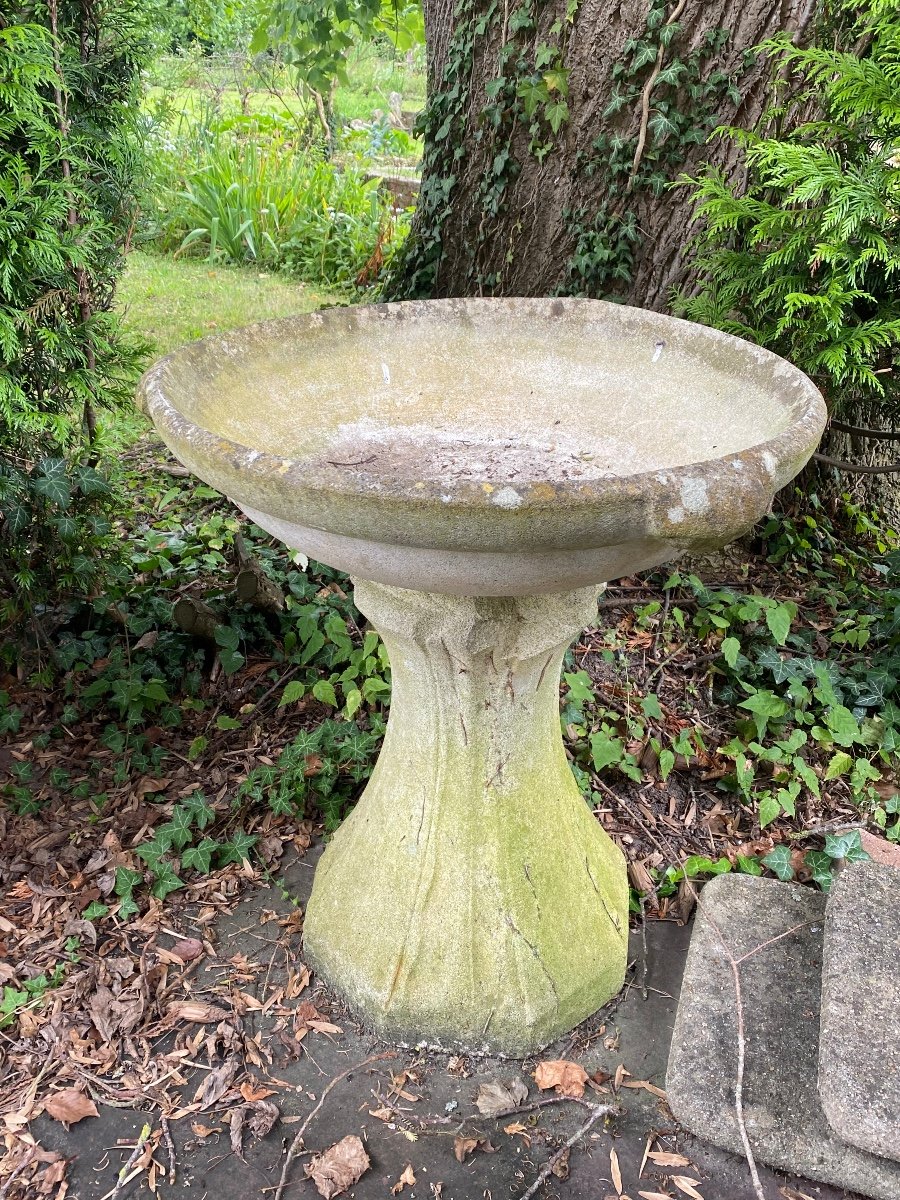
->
xmin=393 ymin=0 xmax=817 ymax=306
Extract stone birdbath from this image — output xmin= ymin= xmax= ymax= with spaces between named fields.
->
xmin=138 ymin=297 xmax=825 ymax=1056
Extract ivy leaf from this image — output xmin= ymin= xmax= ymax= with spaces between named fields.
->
xmin=182 ymin=838 xmax=218 ymax=874
xmin=168 ymin=806 xmax=194 ymax=850
xmin=217 ymin=831 xmax=258 ymax=866
xmin=150 ymin=863 xmax=183 ymax=901
xmin=805 ymin=849 xmax=834 ymax=891
xmin=823 ymin=830 xmax=870 ymax=864
xmin=544 ymin=99 xmax=570 ymax=134
xmin=755 ymin=645 xmax=796 ymax=684
xmin=182 ymin=791 xmax=215 ymax=829
xmin=762 ymin=845 xmax=794 ymax=881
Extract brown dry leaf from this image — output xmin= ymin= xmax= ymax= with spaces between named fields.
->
xmin=190 ymin=1122 xmax=221 ymax=1137
xmin=610 ymin=1147 xmax=622 ymax=1194
xmin=638 ymin=1192 xmax=673 ymax=1200
xmin=779 ymin=1188 xmax=816 ymax=1200
xmin=167 ymin=1000 xmax=230 ymax=1023
xmin=305 ymin=1135 xmax=370 ymax=1199
xmin=622 ymin=1079 xmax=668 ymax=1101
xmin=454 ymin=1135 xmax=485 ymax=1163
xmin=551 ymin=1148 xmax=570 ymax=1180
xmin=44 ymin=1089 xmax=99 ymax=1128
xmin=245 ymin=1100 xmax=279 ymax=1141
xmin=196 ymin=1060 xmax=240 ymax=1110
xmin=230 ymin=1106 xmax=246 ymax=1158
xmin=240 ymin=1080 xmax=277 ymax=1102
xmin=647 ymin=1152 xmax=690 ymax=1168
xmin=534 ymin=1060 xmax=588 ymax=1098
xmin=391 ymin=1164 xmax=416 ymax=1194
xmin=368 ymin=1107 xmax=392 ymax=1121
xmin=307 ymin=1018 xmax=343 ymax=1035
xmin=503 ymin=1122 xmax=529 ymax=1138
xmin=475 ymin=1079 xmax=528 ymax=1117
xmin=670 ymin=1177 xmax=704 ymax=1200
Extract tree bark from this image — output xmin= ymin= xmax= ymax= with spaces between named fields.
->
xmin=393 ymin=0 xmax=818 ymax=307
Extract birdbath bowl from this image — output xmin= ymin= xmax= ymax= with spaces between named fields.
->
xmin=138 ymin=298 xmax=825 ymax=1056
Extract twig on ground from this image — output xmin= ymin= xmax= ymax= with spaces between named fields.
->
xmin=100 ymin=1123 xmax=152 ymax=1200
xmin=786 ymin=818 xmax=866 ymax=840
xmin=0 ymin=1151 xmax=35 ymax=1200
xmin=161 ymin=1116 xmax=176 ymax=1186
xmin=273 ymin=1052 xmax=396 ymax=1200
xmin=516 ymin=1103 xmax=619 ymax=1200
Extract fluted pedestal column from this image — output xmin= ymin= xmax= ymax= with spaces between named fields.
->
xmin=302 ymin=580 xmax=628 ymax=1055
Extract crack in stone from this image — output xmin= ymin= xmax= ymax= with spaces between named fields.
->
xmin=523 ymin=861 xmax=542 ymax=921
xmin=505 ymin=914 xmax=560 ymax=1004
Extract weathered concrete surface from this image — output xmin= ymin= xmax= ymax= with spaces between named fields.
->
xmin=304 ymin=581 xmax=628 ymax=1056
xmin=137 ymin=296 xmax=827 ymax=596
xmin=819 ymin=862 xmax=900 ymax=1164
xmin=666 ymin=873 xmax=900 ymax=1200
xmin=31 ymin=853 xmax=863 ymax=1199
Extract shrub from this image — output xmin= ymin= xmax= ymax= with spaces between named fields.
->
xmin=678 ymin=1 xmax=900 ymax=424
xmin=0 ymin=6 xmax=150 ymax=627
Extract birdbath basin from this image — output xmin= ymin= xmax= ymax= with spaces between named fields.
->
xmin=138 ymin=297 xmax=826 ymax=1055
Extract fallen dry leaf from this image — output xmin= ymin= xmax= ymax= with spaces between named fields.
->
xmin=190 ymin=1122 xmax=221 ymax=1137
xmin=306 ymin=1135 xmax=370 ymax=1199
xmin=475 ymin=1078 xmax=528 ymax=1117
xmin=503 ymin=1122 xmax=530 ymax=1140
xmin=239 ymin=1080 xmax=277 ymax=1102
xmin=551 ymin=1147 xmax=570 ymax=1180
xmin=44 ymin=1089 xmax=98 ymax=1128
xmin=622 ymin=1079 xmax=668 ymax=1101
xmin=391 ymin=1164 xmax=416 ymax=1194
xmin=610 ymin=1147 xmax=622 ymax=1194
xmin=638 ymin=1192 xmax=674 ymax=1200
xmin=454 ymin=1136 xmax=482 ymax=1163
xmin=779 ymin=1188 xmax=815 ymax=1200
xmin=196 ymin=1060 xmax=240 ymax=1110
xmin=671 ymin=1177 xmax=704 ymax=1200
xmin=648 ymin=1152 xmax=691 ymax=1168
xmin=368 ymin=1106 xmax=392 ymax=1121
xmin=167 ymin=1000 xmax=230 ymax=1023
xmin=534 ymin=1059 xmax=588 ymax=1098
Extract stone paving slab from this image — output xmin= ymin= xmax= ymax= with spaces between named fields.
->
xmin=29 ymin=846 xmax=864 ymax=1200
xmin=666 ymin=873 xmax=900 ymax=1200
xmin=819 ymin=861 xmax=900 ymax=1164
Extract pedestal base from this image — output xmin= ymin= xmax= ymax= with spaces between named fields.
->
xmin=303 ymin=581 xmax=628 ymax=1056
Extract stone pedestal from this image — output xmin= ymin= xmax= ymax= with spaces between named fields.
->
xmin=302 ymin=581 xmax=628 ymax=1056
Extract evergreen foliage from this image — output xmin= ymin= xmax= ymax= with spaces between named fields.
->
xmin=679 ymin=1 xmax=900 ymax=421
xmin=0 ymin=4 xmax=150 ymax=619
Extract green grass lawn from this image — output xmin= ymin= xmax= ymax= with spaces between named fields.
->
xmin=108 ymin=250 xmax=340 ymax=448
xmin=119 ymin=250 xmax=340 ymax=358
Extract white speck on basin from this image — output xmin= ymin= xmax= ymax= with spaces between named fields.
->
xmin=492 ymin=486 xmax=523 ymax=509
xmin=680 ymin=476 xmax=709 ymax=514
xmin=668 ymin=507 xmax=685 ymax=524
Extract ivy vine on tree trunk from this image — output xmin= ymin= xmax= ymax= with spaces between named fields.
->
xmin=387 ymin=0 xmax=818 ymax=306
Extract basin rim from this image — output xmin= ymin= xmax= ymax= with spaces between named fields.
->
xmin=137 ymin=296 xmax=827 ymax=552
